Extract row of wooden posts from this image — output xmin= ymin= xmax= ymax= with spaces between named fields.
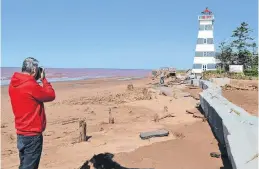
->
xmin=79 ymin=108 xmax=114 ymax=142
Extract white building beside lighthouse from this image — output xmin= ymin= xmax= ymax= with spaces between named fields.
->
xmin=192 ymin=8 xmax=217 ymax=74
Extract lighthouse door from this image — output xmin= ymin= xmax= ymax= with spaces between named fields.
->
xmin=202 ymin=64 xmax=207 ymax=71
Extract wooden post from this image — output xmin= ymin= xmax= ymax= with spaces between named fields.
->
xmin=79 ymin=120 xmax=87 ymax=142
xmin=164 ymin=106 xmax=168 ymax=112
xmin=127 ymin=84 xmax=134 ymax=91
xmin=109 ymin=108 xmax=115 ymax=124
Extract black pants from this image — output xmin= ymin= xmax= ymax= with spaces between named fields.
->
xmin=17 ymin=134 xmax=43 ymax=169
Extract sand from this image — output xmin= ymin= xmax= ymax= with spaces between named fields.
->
xmin=1 ymin=77 xmax=226 ymax=169
xmin=223 ymin=90 xmax=258 ymax=116
xmin=222 ymin=80 xmax=258 ymax=116
xmin=182 ymin=79 xmax=258 ymax=116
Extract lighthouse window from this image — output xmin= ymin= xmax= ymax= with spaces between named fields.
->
xmin=199 ymin=25 xmax=213 ymax=31
xmin=207 ymin=52 xmax=215 ymax=56
xmin=197 ymin=38 xmax=214 ymax=44
xmin=197 ymin=38 xmax=204 ymax=44
xmin=195 ymin=52 xmax=203 ymax=57
xmin=207 ymin=64 xmax=216 ymax=69
xmin=205 ymin=25 xmax=213 ymax=30
xmin=203 ymin=52 xmax=215 ymax=56
xmin=193 ymin=64 xmax=202 ymax=69
xmin=207 ymin=38 xmax=214 ymax=44
xmin=199 ymin=25 xmax=205 ymax=30
xmin=195 ymin=52 xmax=215 ymax=57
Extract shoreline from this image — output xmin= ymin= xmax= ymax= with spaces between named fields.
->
xmin=0 ymin=75 xmax=148 ymax=87
xmin=1 ymin=67 xmax=152 ymax=86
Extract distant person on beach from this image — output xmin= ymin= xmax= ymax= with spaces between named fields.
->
xmin=8 ymin=57 xmax=56 ymax=169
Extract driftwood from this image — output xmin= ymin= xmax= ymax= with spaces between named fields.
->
xmin=186 ymin=110 xmax=195 ymax=114
xmin=186 ymin=109 xmax=206 ymax=121
xmin=190 ymin=95 xmax=200 ymax=100
xmin=224 ymin=84 xmax=257 ymax=91
xmin=153 ymin=113 xmax=175 ymax=122
xmin=183 ymin=93 xmax=199 ymax=100
xmin=79 ymin=120 xmax=87 ymax=142
xmin=210 ymin=152 xmax=221 ymax=158
xmin=158 ymin=114 xmax=175 ymax=121
xmin=224 ymin=85 xmax=249 ymax=91
xmin=189 ymin=86 xmax=199 ymax=89
xmin=62 ymin=118 xmax=79 ymax=125
xmin=193 ymin=114 xmax=204 ymax=119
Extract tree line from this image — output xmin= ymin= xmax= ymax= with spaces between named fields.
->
xmin=216 ymin=22 xmax=258 ymax=73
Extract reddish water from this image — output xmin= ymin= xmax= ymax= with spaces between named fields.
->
xmin=1 ymin=67 xmax=151 ymax=85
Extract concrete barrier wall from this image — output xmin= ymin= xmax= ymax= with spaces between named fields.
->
xmin=191 ymin=79 xmax=258 ymax=169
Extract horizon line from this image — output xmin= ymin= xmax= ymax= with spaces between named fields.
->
xmin=0 ymin=66 xmax=155 ymax=70
xmin=1 ymin=66 xmax=189 ymax=70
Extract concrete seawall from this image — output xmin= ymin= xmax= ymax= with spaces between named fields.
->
xmin=191 ymin=79 xmax=258 ymax=169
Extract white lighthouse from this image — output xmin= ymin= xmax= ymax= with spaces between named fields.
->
xmin=192 ymin=7 xmax=217 ymax=74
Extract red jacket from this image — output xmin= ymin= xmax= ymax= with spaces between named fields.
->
xmin=9 ymin=72 xmax=55 ymax=136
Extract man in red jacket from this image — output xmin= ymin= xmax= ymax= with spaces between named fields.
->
xmin=9 ymin=57 xmax=55 ymax=169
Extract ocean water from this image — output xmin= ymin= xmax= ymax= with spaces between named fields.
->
xmin=0 ymin=67 xmax=151 ymax=86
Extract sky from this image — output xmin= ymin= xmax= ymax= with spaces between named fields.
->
xmin=1 ymin=0 xmax=258 ymax=69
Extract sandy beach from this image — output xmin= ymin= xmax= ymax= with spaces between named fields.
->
xmin=2 ymin=77 xmax=228 ymax=169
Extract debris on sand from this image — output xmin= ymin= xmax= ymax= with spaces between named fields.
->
xmin=1 ymin=124 xmax=7 ymax=128
xmin=186 ymin=109 xmax=207 ymax=122
xmin=127 ymin=84 xmax=134 ymax=91
xmin=173 ymin=93 xmax=178 ymax=99
xmin=163 ymin=106 xmax=168 ymax=112
xmin=142 ymin=88 xmax=152 ymax=100
xmin=140 ymin=129 xmax=169 ymax=140
xmin=108 ymin=108 xmax=115 ymax=124
xmin=54 ymin=86 xmax=153 ymax=106
xmin=62 ymin=118 xmax=79 ymax=125
xmin=223 ymin=84 xmax=258 ymax=91
xmin=153 ymin=113 xmax=175 ymax=122
xmin=210 ymin=152 xmax=221 ymax=158
xmin=173 ymin=132 xmax=185 ymax=139
xmin=159 ymin=88 xmax=172 ymax=97
xmin=153 ymin=113 xmax=159 ymax=122
xmin=189 ymin=86 xmax=200 ymax=90
xmin=186 ymin=109 xmax=196 ymax=114
xmin=195 ymin=102 xmax=201 ymax=108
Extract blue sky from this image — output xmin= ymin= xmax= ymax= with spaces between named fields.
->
xmin=2 ymin=0 xmax=258 ymax=69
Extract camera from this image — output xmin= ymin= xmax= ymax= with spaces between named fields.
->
xmin=35 ymin=67 xmax=43 ymax=80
